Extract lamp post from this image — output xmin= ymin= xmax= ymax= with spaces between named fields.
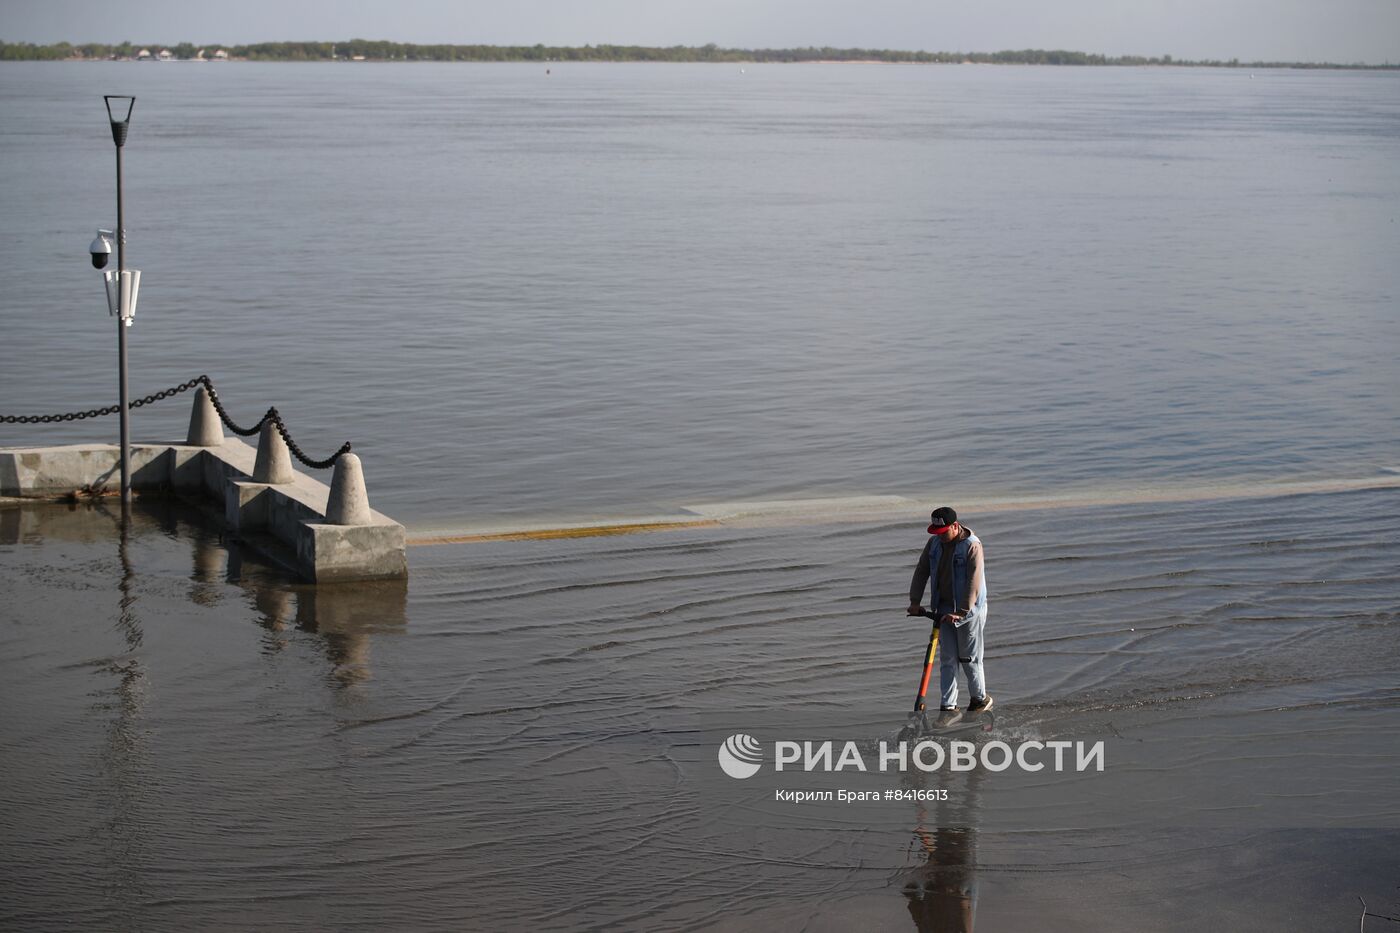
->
xmin=104 ymin=95 xmax=135 ymax=510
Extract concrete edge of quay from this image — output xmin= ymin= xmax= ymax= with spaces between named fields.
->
xmin=0 ymin=439 xmax=407 ymax=583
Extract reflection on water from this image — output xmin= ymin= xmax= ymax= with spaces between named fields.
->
xmin=1 ymin=490 xmax=1398 ymax=930
xmin=1 ymin=498 xmax=414 ymax=928
xmin=904 ymin=827 xmax=977 ymax=932
xmin=0 ymin=498 xmax=409 ymax=689
xmin=901 ymin=771 xmax=985 ymax=933
xmin=101 ymin=514 xmax=148 ymax=925
xmin=221 ymin=539 xmax=409 ymax=686
xmin=187 ymin=520 xmax=225 ymax=609
xmin=290 ymin=582 xmax=409 ymax=686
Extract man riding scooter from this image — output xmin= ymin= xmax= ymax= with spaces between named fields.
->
xmin=907 ymin=507 xmax=992 ymax=727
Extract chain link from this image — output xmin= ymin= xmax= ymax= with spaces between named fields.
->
xmin=1 ymin=375 xmax=352 ymax=469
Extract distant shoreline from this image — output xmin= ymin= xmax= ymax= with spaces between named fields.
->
xmin=3 ymin=40 xmax=1396 ymax=70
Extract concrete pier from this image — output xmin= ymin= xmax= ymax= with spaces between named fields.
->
xmin=0 ymin=439 xmax=406 ymax=582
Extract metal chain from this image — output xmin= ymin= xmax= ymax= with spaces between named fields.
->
xmin=265 ymin=407 xmax=353 ymax=470
xmin=195 ymin=376 xmax=263 ymax=436
xmin=1 ymin=374 xmax=352 ymax=469
xmin=0 ymin=377 xmax=203 ymax=424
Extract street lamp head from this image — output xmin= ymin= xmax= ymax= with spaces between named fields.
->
xmin=103 ymin=95 xmax=135 ymax=147
xmin=90 ymin=229 xmax=113 ymax=269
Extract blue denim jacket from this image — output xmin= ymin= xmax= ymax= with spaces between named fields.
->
xmin=927 ymin=532 xmax=986 ymax=626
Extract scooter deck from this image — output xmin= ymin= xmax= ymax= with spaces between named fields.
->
xmin=895 ymin=709 xmax=995 ymax=743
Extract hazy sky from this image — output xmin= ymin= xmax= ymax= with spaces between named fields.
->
xmin=4 ymin=0 xmax=1399 ymax=63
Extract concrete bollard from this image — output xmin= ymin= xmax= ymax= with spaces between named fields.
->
xmin=252 ymin=420 xmax=294 ymax=484
xmin=185 ymin=385 xmax=224 ymax=447
xmin=326 ymin=452 xmax=372 ymax=525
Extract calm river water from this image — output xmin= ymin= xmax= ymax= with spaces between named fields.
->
xmin=1 ymin=62 xmax=1397 ymax=527
xmin=1 ymin=62 xmax=1398 ymax=931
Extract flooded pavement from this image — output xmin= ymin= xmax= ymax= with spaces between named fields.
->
xmin=1 ymin=488 xmax=1398 ymax=930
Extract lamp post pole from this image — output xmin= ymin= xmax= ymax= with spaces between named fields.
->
xmin=105 ymin=95 xmax=135 ymax=511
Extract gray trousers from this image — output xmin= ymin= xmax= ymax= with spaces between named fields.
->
xmin=938 ymin=612 xmax=986 ymax=708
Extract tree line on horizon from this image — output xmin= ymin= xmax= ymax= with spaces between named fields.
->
xmin=1 ymin=39 xmax=1392 ymax=69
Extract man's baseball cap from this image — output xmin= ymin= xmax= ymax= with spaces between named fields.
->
xmin=928 ymin=507 xmax=958 ymax=534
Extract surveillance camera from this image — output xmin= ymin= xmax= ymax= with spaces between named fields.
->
xmin=89 ymin=231 xmax=112 ymax=270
